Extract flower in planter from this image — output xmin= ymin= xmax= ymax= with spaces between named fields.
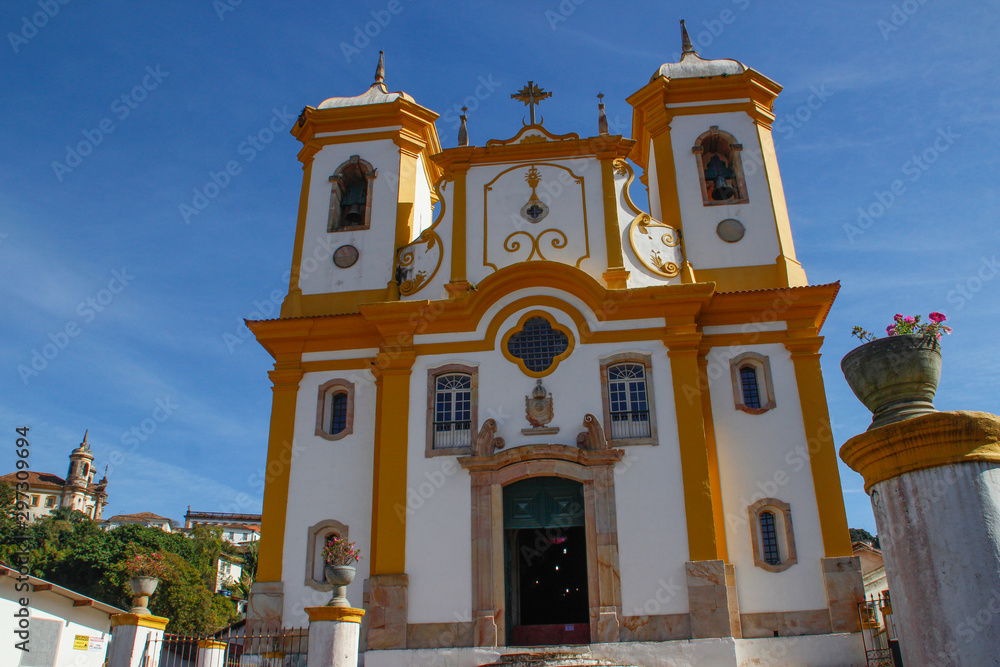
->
xmin=853 ymin=312 xmax=953 ymax=343
xmin=322 ymin=537 xmax=362 ymax=567
xmin=123 ymin=552 xmax=168 ymax=579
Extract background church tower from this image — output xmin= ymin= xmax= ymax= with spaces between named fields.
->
xmin=62 ymin=431 xmax=95 ymax=513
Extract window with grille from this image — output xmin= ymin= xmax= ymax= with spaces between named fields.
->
xmin=729 ymin=352 xmax=775 ymax=414
xmin=506 ymin=316 xmax=570 ymax=374
xmin=740 ymin=365 xmax=761 ymax=410
xmin=330 ymin=393 xmax=348 ymax=435
xmin=316 ymin=379 xmax=354 ymax=441
xmin=434 ymin=373 xmax=472 ymax=448
xmin=608 ymin=363 xmax=651 ymax=439
xmin=759 ymin=511 xmax=780 ymax=565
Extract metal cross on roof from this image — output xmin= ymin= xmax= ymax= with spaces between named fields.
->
xmin=511 ymin=81 xmax=552 ymax=126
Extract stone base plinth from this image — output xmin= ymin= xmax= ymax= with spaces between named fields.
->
xmin=108 ymin=614 xmax=169 ymax=667
xmin=685 ymin=560 xmax=741 ymax=638
xmin=307 ymin=606 xmax=365 ymax=667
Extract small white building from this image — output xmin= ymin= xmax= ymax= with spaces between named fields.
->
xmin=185 ymin=509 xmax=261 ymax=544
xmin=100 ymin=511 xmax=176 ymax=532
xmin=0 ymin=563 xmax=124 ymax=667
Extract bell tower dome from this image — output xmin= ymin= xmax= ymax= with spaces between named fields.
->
xmin=66 ymin=430 xmax=95 ymax=487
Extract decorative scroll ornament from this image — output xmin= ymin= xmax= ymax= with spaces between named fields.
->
xmin=397 ymin=231 xmax=442 ymax=296
xmin=473 ymin=419 xmax=505 ymax=456
xmin=628 ymin=213 xmax=682 ymax=278
xmin=577 ymin=413 xmax=609 ymax=451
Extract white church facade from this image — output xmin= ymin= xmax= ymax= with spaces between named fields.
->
xmin=248 ymin=25 xmax=865 ymax=665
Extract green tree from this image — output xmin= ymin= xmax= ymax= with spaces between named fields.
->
xmin=0 ymin=510 xmax=240 ymax=634
xmin=849 ymin=527 xmax=879 ymax=548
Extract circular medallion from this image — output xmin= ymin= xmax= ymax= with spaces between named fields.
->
xmin=332 ymin=245 xmax=359 ymax=268
xmin=716 ymin=219 xmax=746 ymax=243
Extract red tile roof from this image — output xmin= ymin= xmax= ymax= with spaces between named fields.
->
xmin=0 ymin=471 xmax=66 ymax=488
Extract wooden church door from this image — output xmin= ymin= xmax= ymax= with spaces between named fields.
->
xmin=503 ymin=476 xmax=590 ymax=646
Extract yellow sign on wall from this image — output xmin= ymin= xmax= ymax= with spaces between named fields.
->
xmin=73 ymin=634 xmax=89 ymax=650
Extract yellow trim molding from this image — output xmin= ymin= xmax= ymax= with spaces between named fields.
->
xmin=111 ymin=614 xmax=169 ymax=630
xmin=840 ymin=411 xmax=1000 ymax=492
xmin=306 ymin=606 xmax=367 ymax=624
xmin=198 ymin=639 xmax=228 ymax=650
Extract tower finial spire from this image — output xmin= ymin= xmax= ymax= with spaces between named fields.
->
xmin=458 ymin=106 xmax=469 ymax=147
xmin=374 ymin=50 xmax=385 ymax=86
xmin=597 ymin=92 xmax=609 ymax=136
xmin=680 ymin=19 xmax=696 ymax=55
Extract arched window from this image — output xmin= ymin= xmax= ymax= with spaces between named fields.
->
xmin=426 ymin=364 xmax=479 ymax=456
xmin=328 ymin=155 xmax=377 ymax=232
xmin=692 ymin=126 xmax=749 ymax=206
xmin=83 ymin=463 xmax=89 ymax=476
xmin=599 ymin=353 xmax=659 ymax=446
xmin=315 ymin=379 xmax=355 ymax=441
xmin=608 ymin=363 xmax=650 ymax=439
xmin=434 ymin=373 xmax=473 ymax=448
xmin=748 ymin=499 xmax=797 ymax=572
xmin=729 ymin=352 xmax=776 ymax=414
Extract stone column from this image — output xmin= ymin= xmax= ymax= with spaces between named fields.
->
xmin=364 ymin=574 xmax=408 ymax=650
xmin=106 ymin=614 xmax=169 ymax=667
xmin=195 ymin=639 xmax=227 ymax=667
xmin=307 ymin=606 xmax=365 ymax=667
xmin=685 ymin=560 xmax=741 ymax=638
xmin=841 ymin=410 xmax=1000 ymax=666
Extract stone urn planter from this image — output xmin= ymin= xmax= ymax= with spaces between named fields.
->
xmin=324 ymin=565 xmax=356 ymax=607
xmin=128 ymin=576 xmax=159 ymax=615
xmin=841 ymin=334 xmax=941 ymax=430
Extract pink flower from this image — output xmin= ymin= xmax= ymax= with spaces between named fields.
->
xmin=886 ymin=325 xmax=897 ymax=336
xmin=929 ymin=312 xmax=946 ymax=323
xmin=893 ymin=314 xmax=903 ymax=321
xmin=903 ymin=316 xmax=915 ymax=324
xmin=943 ymin=326 xmax=952 ymax=334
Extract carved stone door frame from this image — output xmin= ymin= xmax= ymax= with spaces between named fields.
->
xmin=459 ymin=444 xmax=624 ymax=647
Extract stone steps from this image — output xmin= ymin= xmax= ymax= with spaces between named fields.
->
xmin=480 ymin=650 xmax=637 ymax=667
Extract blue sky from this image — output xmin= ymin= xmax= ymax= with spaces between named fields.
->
xmin=1 ymin=0 xmax=997 ymax=533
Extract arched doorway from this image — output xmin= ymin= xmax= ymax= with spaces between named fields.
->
xmin=503 ymin=477 xmax=589 ymax=646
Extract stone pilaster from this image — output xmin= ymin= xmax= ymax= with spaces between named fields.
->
xmin=820 ymin=556 xmax=864 ymax=633
xmin=364 ymin=574 xmax=408 ymax=650
xmin=685 ymin=560 xmax=741 ymax=639
xmin=247 ymin=581 xmax=284 ymax=635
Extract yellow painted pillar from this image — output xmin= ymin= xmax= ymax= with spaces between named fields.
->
xmin=753 ymin=124 xmax=807 ymax=287
xmin=445 ymin=153 xmax=473 ymax=298
xmin=281 ymin=154 xmax=315 ymax=318
xmin=698 ymin=355 xmax=728 ymax=563
xmin=785 ymin=337 xmax=852 ymax=557
xmin=256 ymin=365 xmax=304 ymax=583
xmin=598 ymin=153 xmax=629 ymax=290
xmin=666 ymin=335 xmax=720 ymax=561
xmin=369 ymin=348 xmax=415 ymax=574
xmin=390 ymin=139 xmax=422 ymax=300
